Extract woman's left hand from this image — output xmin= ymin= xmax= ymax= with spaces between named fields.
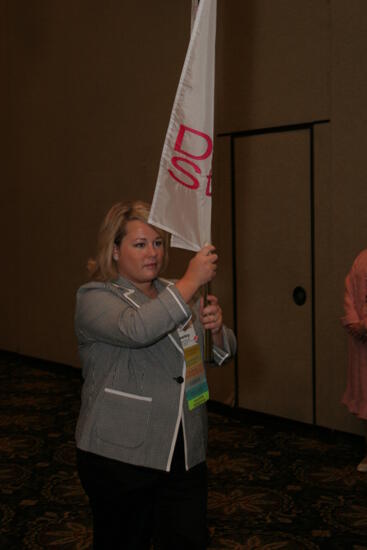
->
xmin=200 ymin=294 xmax=224 ymax=346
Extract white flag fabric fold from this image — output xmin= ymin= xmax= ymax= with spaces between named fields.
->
xmin=191 ymin=0 xmax=199 ymax=33
xmin=148 ymin=0 xmax=217 ymax=252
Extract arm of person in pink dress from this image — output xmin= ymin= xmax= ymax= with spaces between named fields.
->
xmin=342 ymin=269 xmax=367 ymax=341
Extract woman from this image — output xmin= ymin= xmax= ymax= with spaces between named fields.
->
xmin=75 ymin=200 xmax=236 ymax=548
xmin=342 ymin=248 xmax=367 ymax=472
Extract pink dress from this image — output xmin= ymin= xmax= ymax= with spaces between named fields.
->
xmin=342 ymin=248 xmax=367 ymax=419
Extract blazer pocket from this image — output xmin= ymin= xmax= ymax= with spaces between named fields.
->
xmin=96 ymin=388 xmax=152 ymax=449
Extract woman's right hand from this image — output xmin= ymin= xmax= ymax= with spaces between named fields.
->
xmin=175 ymin=244 xmax=218 ymax=303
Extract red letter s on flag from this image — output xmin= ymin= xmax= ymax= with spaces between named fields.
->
xmin=168 ymin=157 xmax=200 ymax=189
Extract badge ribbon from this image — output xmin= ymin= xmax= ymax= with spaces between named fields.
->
xmin=177 ymin=322 xmax=209 ymax=411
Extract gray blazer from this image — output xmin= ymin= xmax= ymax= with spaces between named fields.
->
xmin=75 ymin=276 xmax=236 ymax=471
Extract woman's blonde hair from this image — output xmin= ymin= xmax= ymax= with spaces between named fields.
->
xmin=87 ymin=200 xmax=169 ymax=281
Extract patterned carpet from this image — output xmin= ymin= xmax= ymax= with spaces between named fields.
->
xmin=1 ymin=351 xmax=367 ymax=549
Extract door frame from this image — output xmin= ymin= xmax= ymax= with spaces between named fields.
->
xmin=218 ymin=119 xmax=329 ymax=423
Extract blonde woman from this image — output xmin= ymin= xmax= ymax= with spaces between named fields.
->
xmin=75 ymin=200 xmax=236 ymax=549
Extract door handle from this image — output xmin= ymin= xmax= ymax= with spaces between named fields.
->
xmin=293 ymin=286 xmax=307 ymax=306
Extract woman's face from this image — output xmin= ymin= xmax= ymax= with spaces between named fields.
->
xmin=113 ymin=220 xmax=164 ymax=286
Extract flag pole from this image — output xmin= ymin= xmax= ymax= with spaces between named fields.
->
xmin=203 ymin=283 xmax=214 ymax=364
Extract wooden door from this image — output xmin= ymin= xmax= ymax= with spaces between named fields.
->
xmin=235 ymin=130 xmax=313 ymax=422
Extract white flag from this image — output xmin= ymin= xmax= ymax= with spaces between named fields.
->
xmin=148 ymin=0 xmax=217 ymax=252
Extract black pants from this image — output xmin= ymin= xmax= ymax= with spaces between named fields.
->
xmin=76 ymin=427 xmax=208 ymax=549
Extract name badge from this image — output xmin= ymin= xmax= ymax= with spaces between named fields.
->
xmin=177 ymin=322 xmax=209 ymax=411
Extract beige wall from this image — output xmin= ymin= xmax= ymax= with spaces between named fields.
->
xmin=212 ymin=0 xmax=367 ymax=433
xmin=215 ymin=0 xmax=330 ymax=133
xmin=316 ymin=1 xmax=367 ymax=433
xmin=3 ymin=1 xmax=367 ymax=433
xmin=2 ymin=0 xmax=192 ymax=365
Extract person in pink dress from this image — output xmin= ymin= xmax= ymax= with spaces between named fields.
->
xmin=342 ymin=248 xmax=367 ymax=472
